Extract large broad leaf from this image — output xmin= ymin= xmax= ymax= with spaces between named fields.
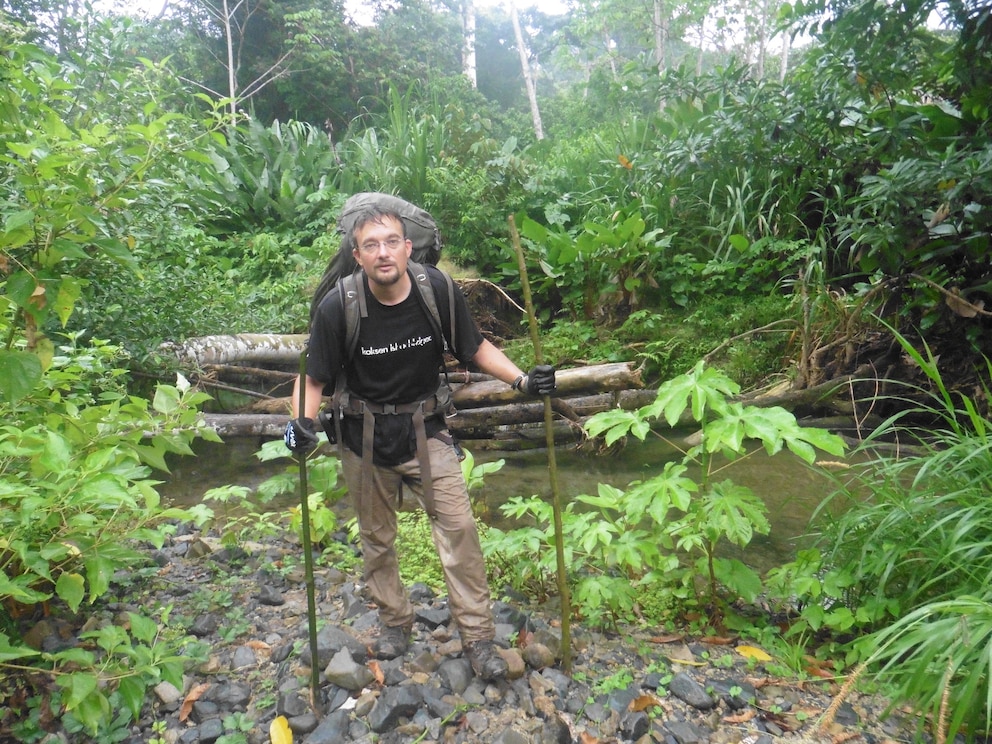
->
xmin=712 ymin=558 xmax=763 ymax=603
xmin=0 ymin=572 xmax=51 ymax=604
xmin=117 ymin=675 xmax=146 ymax=721
xmin=127 ymin=611 xmax=159 ymax=645
xmin=56 ymin=572 xmax=85 ymax=613
xmin=0 ymin=350 xmax=42 ymax=403
xmin=0 ymin=633 xmax=40 ymax=662
xmin=83 ymin=552 xmax=116 ymax=600
xmin=59 ymin=670 xmax=99 ymax=711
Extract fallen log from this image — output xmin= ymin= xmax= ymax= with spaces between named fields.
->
xmin=447 ymin=390 xmax=656 ymax=438
xmin=197 ymin=365 xmax=873 ymax=444
xmin=451 ymin=362 xmax=642 ymax=408
xmin=244 ymin=362 xmax=643 ymax=414
xmin=202 ymin=388 xmax=657 ymax=441
xmin=163 ymin=334 xmax=308 ymax=367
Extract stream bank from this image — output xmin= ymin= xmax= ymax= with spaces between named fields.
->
xmin=10 ymin=524 xmax=925 ymax=744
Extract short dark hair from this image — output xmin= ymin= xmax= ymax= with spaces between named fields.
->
xmin=350 ymin=208 xmax=406 ymax=250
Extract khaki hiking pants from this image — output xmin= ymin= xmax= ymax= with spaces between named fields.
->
xmin=340 ymin=436 xmax=496 ymax=645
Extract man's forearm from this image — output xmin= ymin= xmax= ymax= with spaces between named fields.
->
xmin=291 ymin=375 xmax=326 ymax=418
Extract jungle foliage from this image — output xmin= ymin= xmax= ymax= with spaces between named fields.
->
xmin=1 ymin=0 xmax=991 ymax=738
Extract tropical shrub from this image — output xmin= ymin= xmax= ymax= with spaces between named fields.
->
xmin=762 ymin=330 xmax=992 ymax=740
xmin=200 ymin=118 xmax=344 ymax=234
xmin=0 ymin=338 xmax=218 ymax=739
xmin=483 ymin=362 xmax=846 ymax=629
xmin=0 ymin=22 xmax=225 ymax=386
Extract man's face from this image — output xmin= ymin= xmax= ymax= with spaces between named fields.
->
xmin=352 ymin=216 xmax=412 ymax=289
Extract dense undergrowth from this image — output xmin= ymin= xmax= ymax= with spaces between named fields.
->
xmin=3 ymin=2 xmax=992 ymax=740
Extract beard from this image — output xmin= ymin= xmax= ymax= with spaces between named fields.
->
xmin=368 ymin=262 xmax=403 ymax=287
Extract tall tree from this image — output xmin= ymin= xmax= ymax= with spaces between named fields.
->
xmin=509 ymin=0 xmax=544 ymax=139
xmin=461 ymin=0 xmax=477 ymax=86
xmin=653 ymin=0 xmax=667 ymax=69
xmin=194 ymin=0 xmax=302 ymax=129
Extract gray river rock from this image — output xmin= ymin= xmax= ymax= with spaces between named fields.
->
xmin=23 ymin=527 xmax=927 ymax=744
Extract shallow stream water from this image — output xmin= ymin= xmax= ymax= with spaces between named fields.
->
xmin=159 ymin=433 xmax=843 ymax=572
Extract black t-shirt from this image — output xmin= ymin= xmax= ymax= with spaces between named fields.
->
xmin=307 ymin=265 xmax=483 ymax=464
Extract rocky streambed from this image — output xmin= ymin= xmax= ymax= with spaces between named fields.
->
xmin=16 ymin=528 xmax=925 ymax=744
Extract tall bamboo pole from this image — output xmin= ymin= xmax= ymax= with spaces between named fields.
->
xmin=297 ymin=351 xmax=322 ymax=709
xmin=508 ymin=215 xmax=572 ymax=673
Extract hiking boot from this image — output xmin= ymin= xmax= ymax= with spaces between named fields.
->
xmin=463 ymin=640 xmax=508 ymax=681
xmin=373 ymin=624 xmax=412 ymax=660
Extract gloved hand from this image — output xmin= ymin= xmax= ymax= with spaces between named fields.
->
xmin=517 ymin=364 xmax=556 ymax=396
xmin=284 ymin=417 xmax=318 ymax=453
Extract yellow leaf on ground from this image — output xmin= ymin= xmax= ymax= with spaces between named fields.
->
xmin=629 ymin=693 xmax=664 ymax=712
xmin=735 ymin=645 xmax=772 ymax=662
xmin=269 ymin=715 xmax=293 ymax=744
xmin=369 ymin=659 xmax=385 ymax=685
xmin=179 ymin=683 xmax=210 ymax=723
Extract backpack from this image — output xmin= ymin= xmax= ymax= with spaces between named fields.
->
xmin=309 ymin=192 xmax=442 ymax=323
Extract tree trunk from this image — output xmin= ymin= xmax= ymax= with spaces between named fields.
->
xmin=163 ymin=334 xmax=308 ymax=366
xmin=243 ymin=362 xmax=643 ymax=413
xmin=462 ymin=0 xmax=477 ymax=88
xmin=223 ymin=0 xmax=238 ymax=129
xmin=755 ymin=0 xmax=769 ymax=79
xmin=510 ymin=1 xmax=544 ymax=140
xmin=653 ymin=0 xmax=666 ymax=70
xmin=779 ymin=31 xmax=790 ymax=83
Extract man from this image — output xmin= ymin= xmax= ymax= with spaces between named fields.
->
xmin=285 ymin=204 xmax=555 ymax=681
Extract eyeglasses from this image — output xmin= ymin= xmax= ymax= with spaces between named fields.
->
xmin=358 ymin=237 xmax=406 ymax=254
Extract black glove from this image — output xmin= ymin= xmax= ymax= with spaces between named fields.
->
xmin=517 ymin=365 xmax=556 ymax=396
xmin=284 ymin=417 xmax=318 ymax=453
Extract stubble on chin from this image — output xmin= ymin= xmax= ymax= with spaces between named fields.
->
xmin=369 ymin=264 xmax=402 ymax=287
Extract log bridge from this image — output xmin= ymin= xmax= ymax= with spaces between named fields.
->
xmin=163 ymin=334 xmax=649 ymax=450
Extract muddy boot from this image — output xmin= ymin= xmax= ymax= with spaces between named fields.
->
xmin=463 ymin=640 xmax=508 ymax=681
xmin=373 ymin=624 xmax=412 ymax=660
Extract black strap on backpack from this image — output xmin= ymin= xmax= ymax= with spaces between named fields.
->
xmin=337 ymin=261 xmax=456 ymax=365
xmin=325 ymin=262 xmax=458 ymax=518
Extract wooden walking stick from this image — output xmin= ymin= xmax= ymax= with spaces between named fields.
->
xmin=296 ymin=351 xmax=322 ymax=710
xmin=508 ymin=214 xmax=572 ymax=674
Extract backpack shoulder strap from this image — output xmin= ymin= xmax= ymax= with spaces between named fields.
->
xmin=408 ymin=261 xmax=458 ymax=360
xmin=340 ymin=263 xmax=458 ymax=365
xmin=339 ymin=270 xmax=368 ymax=362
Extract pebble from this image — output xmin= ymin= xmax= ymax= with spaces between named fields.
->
xmin=17 ymin=529 xmax=930 ymax=744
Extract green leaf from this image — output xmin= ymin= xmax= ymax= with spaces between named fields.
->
xmin=83 ymin=553 xmax=115 ymax=600
xmin=56 ymin=572 xmax=86 ymax=612
xmin=40 ymin=430 xmax=72 ymax=473
xmin=0 ymin=634 xmax=41 ymax=662
xmin=60 ymin=671 xmax=99 ymax=711
xmin=131 ymin=443 xmax=170 ymax=472
xmin=584 ymin=409 xmax=649 ymax=444
xmin=0 ymin=572 xmax=51 ymax=604
xmin=0 ymin=350 xmax=42 ymax=402
xmin=712 ymin=558 xmax=763 ymax=602
xmin=5 ymin=271 xmax=37 ymax=307
xmin=152 ymin=385 xmax=181 ymax=414
xmin=3 ymin=208 xmax=35 ymax=233
xmin=727 ymin=234 xmax=750 ymax=252
xmin=53 ymin=275 xmax=84 ymax=327
xmin=127 ymin=611 xmax=159 ymax=645
xmin=797 ymin=427 xmax=847 ymax=457
xmin=117 ymin=675 xmax=146 ymax=720
xmin=703 ymin=416 xmax=746 ymax=454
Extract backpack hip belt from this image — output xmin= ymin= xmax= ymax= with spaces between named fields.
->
xmin=338 ymin=391 xmax=448 ymax=418
xmin=332 ymin=385 xmax=454 ymax=521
